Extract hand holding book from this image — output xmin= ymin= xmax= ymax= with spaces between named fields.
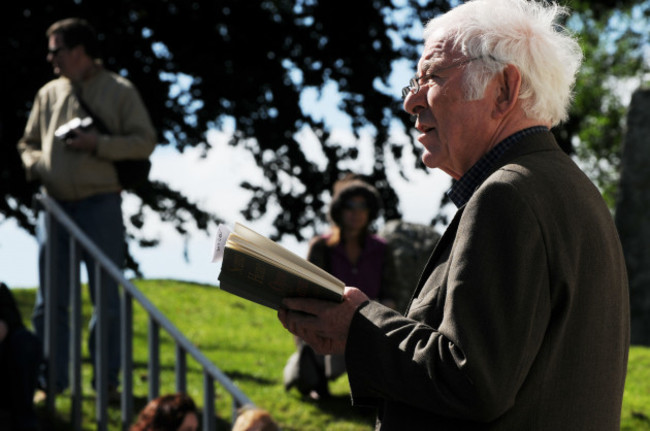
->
xmin=278 ymin=286 xmax=370 ymax=355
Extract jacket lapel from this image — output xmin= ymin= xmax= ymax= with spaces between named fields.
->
xmin=405 ymin=206 xmax=464 ymax=313
xmin=403 ymin=130 xmax=560 ymax=314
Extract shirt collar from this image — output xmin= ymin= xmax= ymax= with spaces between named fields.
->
xmin=446 ymin=126 xmax=549 ymax=208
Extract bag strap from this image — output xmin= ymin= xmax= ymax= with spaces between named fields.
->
xmin=73 ymin=90 xmax=111 ymax=135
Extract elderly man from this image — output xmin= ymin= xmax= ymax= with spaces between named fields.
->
xmin=278 ymin=0 xmax=630 ymax=429
xmin=17 ymin=18 xmax=156 ymax=398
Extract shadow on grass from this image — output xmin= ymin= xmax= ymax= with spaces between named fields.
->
xmin=35 ymin=404 xmax=76 ymax=431
xmin=283 ymin=390 xmax=375 ymax=428
xmin=317 ymin=394 xmax=375 ymax=421
xmin=632 ymin=412 xmax=650 ymax=423
xmin=224 ymin=370 xmax=276 ymax=386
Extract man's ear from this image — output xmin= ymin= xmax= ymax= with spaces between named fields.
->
xmin=493 ymin=64 xmax=522 ymax=118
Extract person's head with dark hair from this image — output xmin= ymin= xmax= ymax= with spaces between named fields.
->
xmin=45 ymin=18 xmax=101 ymax=81
xmin=46 ymin=18 xmax=100 ymax=59
xmin=326 ymin=173 xmax=382 ymax=246
xmin=130 ymin=393 xmax=198 ymax=431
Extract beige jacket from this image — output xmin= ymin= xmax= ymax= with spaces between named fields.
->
xmin=17 ymin=67 xmax=156 ymax=201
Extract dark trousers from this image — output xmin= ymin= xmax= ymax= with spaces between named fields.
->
xmin=32 ymin=192 xmax=124 ymax=390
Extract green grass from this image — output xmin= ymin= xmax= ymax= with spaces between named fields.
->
xmin=622 ymin=347 xmax=650 ymax=430
xmin=12 ymin=281 xmax=375 ymax=431
xmin=11 ymin=281 xmax=650 ymax=430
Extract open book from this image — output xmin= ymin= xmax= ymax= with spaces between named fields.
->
xmin=213 ymin=223 xmax=344 ymax=310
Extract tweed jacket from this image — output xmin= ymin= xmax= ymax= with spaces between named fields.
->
xmin=346 ymin=131 xmax=630 ymax=430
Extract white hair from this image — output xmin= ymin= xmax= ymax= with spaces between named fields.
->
xmin=423 ymin=0 xmax=583 ymax=126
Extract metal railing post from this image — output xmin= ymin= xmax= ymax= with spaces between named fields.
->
xmin=36 ymin=194 xmax=256 ymax=429
xmin=95 ymin=262 xmax=108 ymax=431
xmin=148 ymin=317 xmax=160 ymax=400
xmin=44 ymin=210 xmax=58 ymax=413
xmin=70 ymin=238 xmax=82 ymax=431
xmin=203 ymin=373 xmax=216 ymax=431
xmin=121 ymin=291 xmax=134 ymax=430
xmin=175 ymin=344 xmax=187 ymax=394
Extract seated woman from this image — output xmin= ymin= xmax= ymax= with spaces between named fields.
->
xmin=284 ymin=174 xmax=395 ymax=400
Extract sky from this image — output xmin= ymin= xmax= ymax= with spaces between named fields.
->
xmin=0 ymin=17 xmax=457 ymax=290
xmin=0 ymin=1 xmax=450 ymax=289
xmin=0 ymin=121 xmax=452 ymax=290
xmin=4 ymin=0 xmax=644 ymax=290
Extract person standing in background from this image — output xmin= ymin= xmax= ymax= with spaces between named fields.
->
xmin=17 ymin=17 xmax=156 ymax=398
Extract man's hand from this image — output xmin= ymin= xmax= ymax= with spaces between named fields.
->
xmin=277 ymin=286 xmax=369 ymax=355
xmin=65 ymin=128 xmax=98 ymax=153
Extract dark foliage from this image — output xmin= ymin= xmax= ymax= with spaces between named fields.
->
xmin=1 ymin=1 xmax=452 ymax=259
xmin=1 ymin=0 xmax=643 ymax=274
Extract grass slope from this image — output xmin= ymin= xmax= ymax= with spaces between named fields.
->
xmin=12 ymin=281 xmax=374 ymax=431
xmin=10 ymin=281 xmax=650 ymax=430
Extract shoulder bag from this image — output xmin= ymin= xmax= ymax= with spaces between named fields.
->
xmin=74 ymin=92 xmax=151 ymax=190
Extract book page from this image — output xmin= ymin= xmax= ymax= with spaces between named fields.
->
xmin=233 ymin=222 xmax=344 ymax=288
xmin=226 ymin=233 xmax=343 ymax=294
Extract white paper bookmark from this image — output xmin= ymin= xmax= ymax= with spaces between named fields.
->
xmin=211 ymin=223 xmax=232 ymax=262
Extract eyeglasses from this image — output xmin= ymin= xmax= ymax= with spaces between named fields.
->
xmin=48 ymin=46 xmax=69 ymax=56
xmin=343 ymin=201 xmax=368 ymax=211
xmin=401 ymin=57 xmax=482 ymax=99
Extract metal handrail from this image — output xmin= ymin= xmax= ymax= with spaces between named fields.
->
xmin=36 ymin=194 xmax=254 ymax=430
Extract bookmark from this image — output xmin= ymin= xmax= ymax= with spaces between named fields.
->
xmin=211 ymin=223 xmax=232 ymax=262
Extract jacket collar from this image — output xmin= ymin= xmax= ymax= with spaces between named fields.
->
xmin=405 ymin=130 xmax=561 ymax=311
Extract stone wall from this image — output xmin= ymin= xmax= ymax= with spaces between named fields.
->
xmin=615 ymin=88 xmax=650 ymax=346
xmin=378 ymin=219 xmax=441 ymax=314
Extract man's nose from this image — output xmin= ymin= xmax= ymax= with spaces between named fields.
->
xmin=403 ymin=89 xmax=426 ymax=117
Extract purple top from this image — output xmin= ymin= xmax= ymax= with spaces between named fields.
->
xmin=319 ymin=234 xmax=387 ymax=300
